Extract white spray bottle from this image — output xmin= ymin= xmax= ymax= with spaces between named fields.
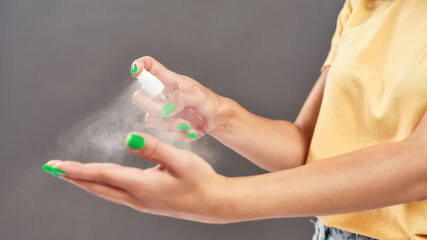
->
xmin=137 ymin=69 xmax=208 ymax=138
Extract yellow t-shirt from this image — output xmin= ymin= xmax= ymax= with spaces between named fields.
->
xmin=306 ymin=0 xmax=427 ymax=239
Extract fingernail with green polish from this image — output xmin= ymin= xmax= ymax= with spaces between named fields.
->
xmin=43 ymin=164 xmax=53 ymax=173
xmin=187 ymin=132 xmax=198 ymax=139
xmin=131 ymin=64 xmax=138 ymax=77
xmin=178 ymin=123 xmax=191 ymax=131
xmin=51 ymin=167 xmax=66 ymax=175
xmin=127 ymin=133 xmax=145 ymax=149
xmin=159 ymin=102 xmax=175 ymax=117
xmin=42 ymin=164 xmax=66 ymax=177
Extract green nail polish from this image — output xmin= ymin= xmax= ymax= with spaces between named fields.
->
xmin=51 ymin=167 xmax=66 ymax=175
xmin=43 ymin=164 xmax=53 ymax=173
xmin=43 ymin=164 xmax=66 ymax=177
xmin=159 ymin=102 xmax=175 ymax=117
xmin=187 ymin=132 xmax=198 ymax=139
xmin=131 ymin=64 xmax=138 ymax=77
xmin=127 ymin=134 xmax=145 ymax=149
xmin=178 ymin=123 xmax=191 ymax=131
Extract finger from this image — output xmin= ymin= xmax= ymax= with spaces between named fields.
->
xmin=45 ymin=160 xmax=144 ymax=192
xmin=145 ymin=114 xmax=191 ymax=132
xmin=143 ymin=86 xmax=206 ymax=118
xmin=132 ymin=87 xmax=186 ymax=118
xmin=158 ymin=130 xmax=199 ymax=142
xmin=63 ymin=176 xmax=139 ymax=208
xmin=132 ymin=89 xmax=166 ymax=113
xmin=125 ymin=132 xmax=190 ymax=176
xmin=132 ymin=89 xmax=184 ymax=118
xmin=154 ymin=86 xmax=206 ymax=118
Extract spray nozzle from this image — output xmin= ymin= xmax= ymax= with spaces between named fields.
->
xmin=137 ymin=69 xmax=165 ymax=98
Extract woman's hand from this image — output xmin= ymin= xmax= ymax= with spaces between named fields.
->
xmin=44 ymin=132 xmax=230 ymax=223
xmin=131 ymin=56 xmax=231 ymax=141
xmin=129 ymin=56 xmax=315 ymax=172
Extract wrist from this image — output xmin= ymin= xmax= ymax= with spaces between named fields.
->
xmin=208 ymin=96 xmax=240 ymax=137
xmin=204 ymin=175 xmax=269 ymax=223
xmin=203 ymin=175 xmax=244 ymax=223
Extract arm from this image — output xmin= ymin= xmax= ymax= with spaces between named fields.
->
xmin=231 ymin=0 xmax=355 ymax=171
xmin=131 ymin=56 xmax=329 ymax=172
xmin=218 ymin=111 xmax=427 ymax=222
xmin=45 ymin=111 xmax=427 ymax=224
xmin=211 ymin=67 xmax=329 ymax=171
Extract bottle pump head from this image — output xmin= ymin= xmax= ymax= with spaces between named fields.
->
xmin=137 ymin=69 xmax=165 ymax=97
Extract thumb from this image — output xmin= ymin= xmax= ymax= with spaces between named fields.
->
xmin=125 ymin=132 xmax=189 ymax=175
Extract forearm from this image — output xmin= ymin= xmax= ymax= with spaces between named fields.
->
xmin=214 ymin=140 xmax=427 ymax=223
xmin=210 ymin=68 xmax=328 ymax=172
xmin=211 ymin=97 xmax=308 ymax=171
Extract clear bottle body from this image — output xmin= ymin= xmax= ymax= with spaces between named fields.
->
xmin=153 ymin=87 xmax=208 ymax=138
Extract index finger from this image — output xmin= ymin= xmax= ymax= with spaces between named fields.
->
xmin=45 ymin=160 xmax=145 ymax=192
xmin=131 ymin=56 xmax=181 ymax=90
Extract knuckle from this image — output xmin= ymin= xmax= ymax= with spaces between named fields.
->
xmin=95 ymin=171 xmax=111 ymax=183
xmin=193 ymin=85 xmax=203 ymax=94
xmin=142 ymin=56 xmax=155 ymax=67
xmin=142 ymin=56 xmax=154 ymax=61
xmin=104 ymin=163 xmax=119 ymax=169
xmin=132 ymin=186 xmax=149 ymax=199
xmin=127 ymin=183 xmax=141 ymax=194
xmin=192 ymin=86 xmax=207 ymax=101
xmin=144 ymin=141 xmax=162 ymax=160
xmin=132 ymin=90 xmax=145 ymax=104
xmin=137 ymin=56 xmax=152 ymax=62
xmin=131 ymin=198 xmax=149 ymax=212
xmin=132 ymin=91 xmax=139 ymax=104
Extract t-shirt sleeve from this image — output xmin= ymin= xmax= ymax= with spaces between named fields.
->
xmin=321 ymin=0 xmax=355 ymax=72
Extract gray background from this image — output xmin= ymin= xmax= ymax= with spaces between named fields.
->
xmin=0 ymin=0 xmax=343 ymax=239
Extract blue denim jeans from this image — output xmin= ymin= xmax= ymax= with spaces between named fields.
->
xmin=312 ymin=219 xmax=378 ymax=240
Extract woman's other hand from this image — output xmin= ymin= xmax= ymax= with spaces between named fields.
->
xmin=44 ymin=132 xmax=230 ymax=223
